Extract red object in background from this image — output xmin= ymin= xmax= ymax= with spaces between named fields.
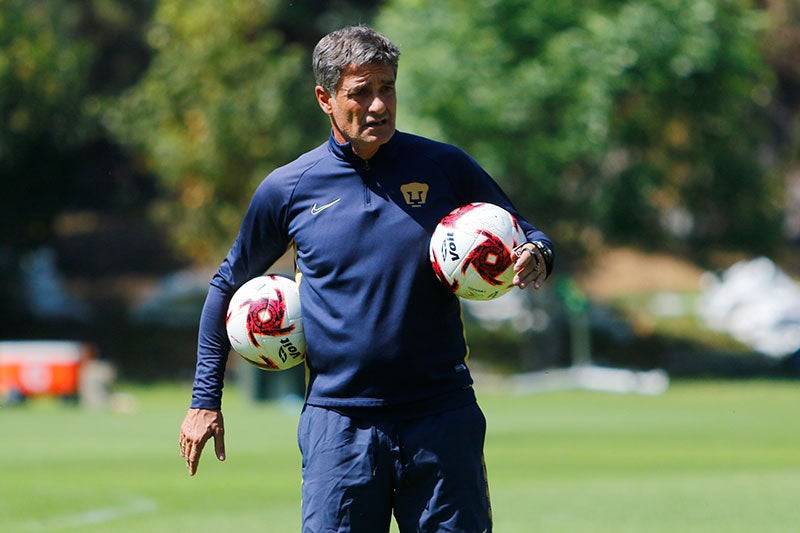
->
xmin=0 ymin=341 xmax=95 ymax=398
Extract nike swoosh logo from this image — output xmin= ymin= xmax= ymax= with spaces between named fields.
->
xmin=310 ymin=198 xmax=341 ymax=215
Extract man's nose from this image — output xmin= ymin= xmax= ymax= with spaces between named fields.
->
xmin=368 ymin=93 xmax=387 ymax=114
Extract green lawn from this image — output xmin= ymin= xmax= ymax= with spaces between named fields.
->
xmin=2 ymin=380 xmax=799 ymax=532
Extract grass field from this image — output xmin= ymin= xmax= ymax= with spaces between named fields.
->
xmin=2 ymin=379 xmax=799 ymax=532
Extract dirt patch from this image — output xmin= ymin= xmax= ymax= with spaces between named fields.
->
xmin=575 ymin=247 xmax=705 ymax=301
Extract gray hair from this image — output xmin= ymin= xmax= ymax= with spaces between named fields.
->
xmin=312 ymin=25 xmax=400 ymax=94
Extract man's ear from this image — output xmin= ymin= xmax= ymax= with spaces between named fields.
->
xmin=315 ymin=86 xmax=333 ymax=115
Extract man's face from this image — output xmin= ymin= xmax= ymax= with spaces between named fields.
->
xmin=316 ymin=63 xmax=396 ymax=160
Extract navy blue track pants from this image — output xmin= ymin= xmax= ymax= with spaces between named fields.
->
xmin=297 ymin=402 xmax=492 ymax=532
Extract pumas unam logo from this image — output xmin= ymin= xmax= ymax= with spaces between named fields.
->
xmin=400 ymin=182 xmax=429 ymax=207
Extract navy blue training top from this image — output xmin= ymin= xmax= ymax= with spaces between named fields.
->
xmin=191 ymin=131 xmax=553 ymax=418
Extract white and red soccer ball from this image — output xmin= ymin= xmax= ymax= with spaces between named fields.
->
xmin=429 ymin=202 xmax=526 ymax=301
xmin=226 ymin=275 xmax=306 ymax=370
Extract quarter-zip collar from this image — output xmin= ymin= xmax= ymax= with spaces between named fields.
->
xmin=327 ymin=130 xmax=402 ymax=169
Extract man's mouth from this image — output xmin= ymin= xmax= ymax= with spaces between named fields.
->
xmin=364 ymin=116 xmax=389 ymax=128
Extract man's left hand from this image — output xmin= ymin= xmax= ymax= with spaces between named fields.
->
xmin=513 ymin=243 xmax=548 ymax=290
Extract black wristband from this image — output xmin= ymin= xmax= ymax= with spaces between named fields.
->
xmin=530 ymin=241 xmax=553 ymax=279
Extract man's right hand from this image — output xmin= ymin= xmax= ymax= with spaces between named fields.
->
xmin=179 ymin=408 xmax=226 ymax=476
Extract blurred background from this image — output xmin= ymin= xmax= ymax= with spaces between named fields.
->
xmin=2 ymin=0 xmax=800 ymax=405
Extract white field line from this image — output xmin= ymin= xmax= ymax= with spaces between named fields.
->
xmin=16 ymin=496 xmax=158 ymax=531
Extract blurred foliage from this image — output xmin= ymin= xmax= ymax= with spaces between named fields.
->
xmin=100 ymin=0 xmax=380 ymax=262
xmin=378 ymin=0 xmax=783 ymax=261
xmin=761 ymin=0 xmax=800 ymax=164
xmin=0 ymin=0 xmax=92 ymax=245
xmin=100 ymin=0 xmax=313 ymax=261
xmin=0 ymin=0 xmax=156 ymax=249
xmin=2 ymin=0 xmax=799 ymax=267
xmin=762 ymin=0 xmax=800 ymax=98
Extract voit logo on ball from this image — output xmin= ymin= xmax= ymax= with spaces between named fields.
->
xmin=440 ymin=231 xmax=461 ymax=262
xmin=278 ymin=337 xmax=303 ymax=365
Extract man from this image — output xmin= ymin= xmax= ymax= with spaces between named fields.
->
xmin=180 ymin=25 xmax=554 ymax=532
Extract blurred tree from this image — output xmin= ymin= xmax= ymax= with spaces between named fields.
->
xmin=760 ymin=0 xmax=800 ymax=243
xmin=761 ymin=0 xmax=800 ymax=116
xmin=0 ymin=0 xmax=157 ymax=250
xmin=101 ymin=0 xmax=381 ymax=262
xmin=378 ymin=0 xmax=781 ymax=259
xmin=0 ymin=0 xmax=93 ymax=247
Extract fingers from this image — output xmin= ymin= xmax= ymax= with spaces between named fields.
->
xmin=516 ymin=268 xmax=543 ymax=290
xmin=513 ymin=247 xmax=546 ymax=289
xmin=179 ymin=408 xmax=225 ymax=476
xmin=213 ymin=424 xmax=226 ymax=462
xmin=187 ymin=438 xmax=206 ymax=476
xmin=179 ymin=431 xmax=206 ymax=476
